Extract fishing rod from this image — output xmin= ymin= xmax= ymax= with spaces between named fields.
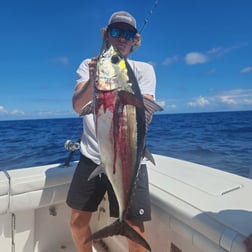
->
xmin=139 ymin=0 xmax=159 ymax=34
xmin=63 ymin=2 xmax=159 ymax=167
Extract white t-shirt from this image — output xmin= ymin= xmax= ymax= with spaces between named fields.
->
xmin=76 ymin=58 xmax=156 ymax=164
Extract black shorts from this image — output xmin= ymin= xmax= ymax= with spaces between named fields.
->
xmin=66 ymin=154 xmax=151 ymax=222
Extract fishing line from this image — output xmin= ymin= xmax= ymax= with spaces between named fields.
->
xmin=139 ymin=0 xmax=159 ymax=34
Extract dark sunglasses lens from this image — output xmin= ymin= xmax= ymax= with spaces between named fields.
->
xmin=110 ymin=28 xmax=121 ymax=38
xmin=110 ymin=28 xmax=135 ymax=41
xmin=124 ymin=31 xmax=135 ymax=41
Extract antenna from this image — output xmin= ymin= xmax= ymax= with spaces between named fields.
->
xmin=139 ymin=0 xmax=159 ymax=34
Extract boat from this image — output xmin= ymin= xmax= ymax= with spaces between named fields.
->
xmin=1 ymin=152 xmax=252 ymax=252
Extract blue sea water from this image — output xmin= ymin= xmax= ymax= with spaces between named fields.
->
xmin=0 ymin=111 xmax=252 ymax=178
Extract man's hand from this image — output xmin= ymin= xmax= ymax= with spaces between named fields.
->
xmin=88 ymin=57 xmax=97 ymax=84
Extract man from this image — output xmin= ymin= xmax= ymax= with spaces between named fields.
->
xmin=67 ymin=11 xmax=156 ymax=252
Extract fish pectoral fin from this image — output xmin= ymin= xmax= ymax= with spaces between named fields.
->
xmin=85 ymin=219 xmax=151 ymax=251
xmin=118 ymin=90 xmax=145 ymax=109
xmin=87 ymin=165 xmax=104 ymax=181
xmin=144 ymin=147 xmax=156 ymax=165
xmin=143 ymin=96 xmax=163 ymax=113
xmin=143 ymin=96 xmax=163 ymax=125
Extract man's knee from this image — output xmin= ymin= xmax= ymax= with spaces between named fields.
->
xmin=70 ymin=209 xmax=92 ymax=230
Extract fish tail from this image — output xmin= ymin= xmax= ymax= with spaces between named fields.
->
xmin=84 ymin=219 xmax=151 ymax=251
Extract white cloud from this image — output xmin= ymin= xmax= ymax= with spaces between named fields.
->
xmin=207 ymin=69 xmax=216 ymax=75
xmin=167 ymin=104 xmax=177 ymax=109
xmin=188 ymin=96 xmax=210 ymax=107
xmin=184 ymin=89 xmax=252 ymax=112
xmin=207 ymin=43 xmax=248 ymax=57
xmin=51 ymin=56 xmax=69 ymax=66
xmin=240 ymin=66 xmax=252 ymax=73
xmin=156 ymin=100 xmax=166 ymax=108
xmin=217 ymin=89 xmax=252 ymax=106
xmin=162 ymin=56 xmax=179 ymax=66
xmin=206 ymin=47 xmax=223 ymax=55
xmin=10 ymin=109 xmax=25 ymax=115
xmin=0 ymin=105 xmax=8 ymax=114
xmin=0 ymin=106 xmax=25 ymax=118
xmin=185 ymin=52 xmax=208 ymax=65
xmin=184 ymin=43 xmax=248 ymax=66
xmin=219 ymin=96 xmax=237 ymax=105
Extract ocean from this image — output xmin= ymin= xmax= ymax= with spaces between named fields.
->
xmin=0 ymin=110 xmax=252 ymax=178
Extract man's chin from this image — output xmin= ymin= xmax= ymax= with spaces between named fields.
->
xmin=115 ymin=44 xmax=124 ymax=51
xmin=116 ymin=47 xmax=127 ymax=57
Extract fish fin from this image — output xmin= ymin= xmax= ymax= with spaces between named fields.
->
xmin=144 ymin=147 xmax=156 ymax=166
xmin=79 ymin=101 xmax=93 ymax=116
xmin=143 ymin=96 xmax=163 ymax=125
xmin=85 ymin=219 xmax=151 ymax=251
xmin=143 ymin=96 xmax=163 ymax=113
xmin=118 ymin=90 xmax=145 ymax=109
xmin=88 ymin=165 xmax=104 ymax=181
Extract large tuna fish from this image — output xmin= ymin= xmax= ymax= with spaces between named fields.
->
xmin=80 ymin=42 xmax=162 ymax=251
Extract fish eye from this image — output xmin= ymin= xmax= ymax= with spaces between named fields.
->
xmin=111 ymin=55 xmax=120 ymax=64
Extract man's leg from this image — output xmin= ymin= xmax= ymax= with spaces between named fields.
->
xmin=67 ymin=155 xmax=107 ymax=251
xmin=70 ymin=209 xmax=93 ymax=252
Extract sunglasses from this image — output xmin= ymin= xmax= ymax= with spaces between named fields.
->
xmin=109 ymin=27 xmax=136 ymax=41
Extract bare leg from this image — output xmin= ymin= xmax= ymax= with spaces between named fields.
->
xmin=70 ymin=209 xmax=93 ymax=252
xmin=127 ymin=220 xmax=147 ymax=252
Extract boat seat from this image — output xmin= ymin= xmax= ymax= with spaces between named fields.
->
xmin=0 ymin=171 xmax=9 ymax=214
xmin=7 ymin=163 xmax=77 ymax=212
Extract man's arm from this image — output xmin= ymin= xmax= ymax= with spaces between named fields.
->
xmin=72 ymin=80 xmax=92 ymax=114
xmin=72 ymin=58 xmax=97 ymax=114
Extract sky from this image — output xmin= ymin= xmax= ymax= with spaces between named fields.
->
xmin=0 ymin=0 xmax=252 ymax=120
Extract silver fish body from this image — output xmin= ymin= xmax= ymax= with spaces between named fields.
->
xmin=95 ymin=44 xmax=145 ymax=219
xmin=81 ymin=43 xmax=162 ymax=251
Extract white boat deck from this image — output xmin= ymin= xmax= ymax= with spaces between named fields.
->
xmin=0 ymin=154 xmax=252 ymax=252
